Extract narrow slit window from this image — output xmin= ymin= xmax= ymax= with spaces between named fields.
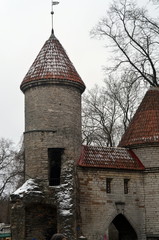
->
xmin=48 ymin=148 xmax=64 ymax=186
xmin=106 ymin=178 xmax=112 ymax=193
xmin=124 ymin=179 xmax=130 ymax=194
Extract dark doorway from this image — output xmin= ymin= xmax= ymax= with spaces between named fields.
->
xmin=48 ymin=148 xmax=64 ymax=186
xmin=109 ymin=214 xmax=138 ymax=240
xmin=25 ymin=204 xmax=57 ymax=240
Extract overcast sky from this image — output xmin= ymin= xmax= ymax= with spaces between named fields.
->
xmin=0 ymin=0 xmax=156 ymax=146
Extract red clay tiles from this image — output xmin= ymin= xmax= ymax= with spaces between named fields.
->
xmin=78 ymin=145 xmax=145 ymax=170
xmin=119 ymin=87 xmax=159 ymax=148
xmin=20 ymin=33 xmax=85 ymax=92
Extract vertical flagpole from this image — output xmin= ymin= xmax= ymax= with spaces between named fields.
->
xmin=51 ymin=1 xmax=60 ymax=35
xmin=51 ymin=0 xmax=54 ymax=34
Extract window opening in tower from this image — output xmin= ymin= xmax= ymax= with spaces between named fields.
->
xmin=48 ymin=148 xmax=64 ymax=186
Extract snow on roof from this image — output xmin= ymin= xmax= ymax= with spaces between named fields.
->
xmin=20 ymin=33 xmax=85 ymax=93
xmin=12 ymin=179 xmax=43 ymax=198
xmin=78 ymin=145 xmax=145 ymax=170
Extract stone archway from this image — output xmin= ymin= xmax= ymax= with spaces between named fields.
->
xmin=108 ymin=214 xmax=138 ymax=240
xmin=25 ymin=203 xmax=57 ymax=240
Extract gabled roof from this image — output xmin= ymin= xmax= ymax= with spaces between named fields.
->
xmin=20 ymin=32 xmax=85 ymax=93
xmin=78 ymin=145 xmax=145 ymax=170
xmin=119 ymin=87 xmax=159 ymax=148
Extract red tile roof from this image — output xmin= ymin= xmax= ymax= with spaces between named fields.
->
xmin=119 ymin=87 xmax=159 ymax=148
xmin=78 ymin=145 xmax=145 ymax=170
xmin=20 ymin=33 xmax=85 ymax=92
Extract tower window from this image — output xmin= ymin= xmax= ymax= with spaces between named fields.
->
xmin=124 ymin=179 xmax=130 ymax=194
xmin=48 ymin=148 xmax=64 ymax=186
xmin=106 ymin=178 xmax=112 ymax=193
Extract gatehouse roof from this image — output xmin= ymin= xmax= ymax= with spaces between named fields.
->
xmin=78 ymin=145 xmax=145 ymax=170
xmin=20 ymin=32 xmax=85 ymax=93
xmin=119 ymin=87 xmax=159 ymax=148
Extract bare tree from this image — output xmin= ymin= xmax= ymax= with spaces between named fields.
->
xmin=82 ymin=70 xmax=148 ymax=147
xmin=105 ymin=70 xmax=148 ymax=130
xmin=0 ymin=138 xmax=24 ymax=197
xmin=150 ymin=0 xmax=159 ymax=5
xmin=83 ymin=0 xmax=158 ymax=147
xmin=91 ymin=0 xmax=159 ymax=86
xmin=82 ymin=85 xmax=119 ymax=147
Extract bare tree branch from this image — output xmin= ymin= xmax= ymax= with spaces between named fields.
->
xmin=91 ymin=0 xmax=159 ymax=86
xmin=0 ymin=138 xmax=24 ymax=197
xmin=82 ymin=70 xmax=148 ymax=147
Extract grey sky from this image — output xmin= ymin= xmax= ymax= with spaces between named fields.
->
xmin=0 ymin=0 xmax=156 ymax=145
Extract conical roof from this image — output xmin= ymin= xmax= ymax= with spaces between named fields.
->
xmin=119 ymin=87 xmax=159 ymax=148
xmin=20 ymin=32 xmax=85 ymax=93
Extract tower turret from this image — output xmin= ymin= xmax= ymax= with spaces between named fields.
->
xmin=119 ymin=87 xmax=159 ymax=168
xmin=21 ymin=32 xmax=85 ymax=182
xmin=10 ymin=31 xmax=85 ymax=240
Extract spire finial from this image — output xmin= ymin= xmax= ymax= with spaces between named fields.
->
xmin=51 ymin=1 xmax=60 ymax=34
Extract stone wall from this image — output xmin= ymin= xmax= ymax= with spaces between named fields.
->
xmin=77 ymin=167 xmax=146 ymax=240
xmin=10 ymin=178 xmax=77 ymax=240
xmin=24 ymin=84 xmax=82 ymax=181
xmin=11 ymin=202 xmax=25 ymax=240
xmin=133 ymin=146 xmax=159 ymax=238
xmin=144 ymin=171 xmax=159 ymax=237
xmin=11 ymin=83 xmax=82 ymax=240
xmin=133 ymin=146 xmax=159 ymax=168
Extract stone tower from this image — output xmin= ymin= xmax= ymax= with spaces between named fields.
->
xmin=119 ymin=87 xmax=159 ymax=168
xmin=119 ymin=87 xmax=159 ymax=239
xmin=11 ymin=31 xmax=85 ymax=240
xmin=10 ymin=28 xmax=159 ymax=240
xmin=20 ymin=31 xmax=85 ymax=182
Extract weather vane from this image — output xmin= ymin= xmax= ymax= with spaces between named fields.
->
xmin=51 ymin=1 xmax=60 ymax=34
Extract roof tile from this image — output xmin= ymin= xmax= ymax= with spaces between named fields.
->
xmin=119 ymin=87 xmax=159 ymax=148
xmin=20 ymin=33 xmax=85 ymax=92
xmin=78 ymin=145 xmax=145 ymax=170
